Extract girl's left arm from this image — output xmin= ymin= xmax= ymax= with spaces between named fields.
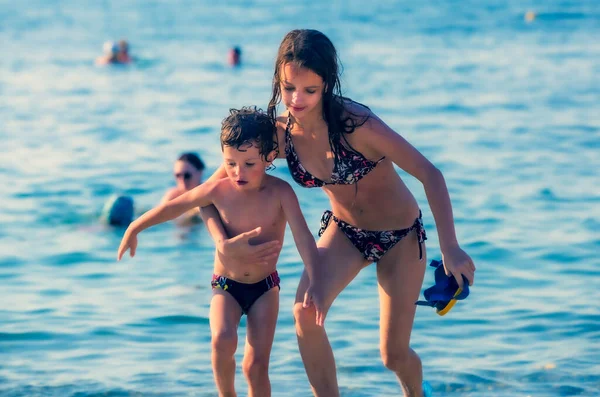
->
xmin=361 ymin=112 xmax=476 ymax=286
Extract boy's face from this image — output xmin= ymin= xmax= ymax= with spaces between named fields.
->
xmin=223 ymin=142 xmax=271 ymax=190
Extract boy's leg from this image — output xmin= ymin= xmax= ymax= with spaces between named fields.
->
xmin=210 ymin=289 xmax=243 ymax=397
xmin=243 ymin=287 xmax=279 ymax=397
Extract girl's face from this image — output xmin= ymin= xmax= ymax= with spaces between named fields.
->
xmin=173 ymin=160 xmax=202 ymax=191
xmin=279 ymin=63 xmax=325 ymax=120
xmin=223 ymin=143 xmax=272 ymax=191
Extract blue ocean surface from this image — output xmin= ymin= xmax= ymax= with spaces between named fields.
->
xmin=1 ymin=0 xmax=599 ymax=396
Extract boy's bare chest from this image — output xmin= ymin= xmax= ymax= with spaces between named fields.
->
xmin=215 ymin=191 xmax=284 ymax=242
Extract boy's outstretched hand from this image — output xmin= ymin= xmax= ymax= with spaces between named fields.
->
xmin=117 ymin=230 xmax=138 ymax=260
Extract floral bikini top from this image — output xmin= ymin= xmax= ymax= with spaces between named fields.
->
xmin=284 ymin=116 xmax=385 ymax=188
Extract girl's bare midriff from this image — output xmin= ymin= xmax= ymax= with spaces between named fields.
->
xmin=324 ymin=159 xmax=421 ymax=231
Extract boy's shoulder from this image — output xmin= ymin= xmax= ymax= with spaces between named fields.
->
xmin=264 ymin=174 xmax=291 ymax=189
xmin=263 ymin=175 xmax=294 ymax=191
xmin=263 ymin=175 xmax=296 ymax=200
xmin=200 ymin=178 xmax=231 ymax=197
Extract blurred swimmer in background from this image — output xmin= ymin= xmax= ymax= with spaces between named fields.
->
xmin=161 ymin=152 xmax=206 ymax=223
xmin=100 ymin=195 xmax=134 ymax=227
xmin=117 ymin=39 xmax=133 ymax=63
xmin=228 ymin=46 xmax=241 ymax=67
xmin=96 ymin=39 xmax=133 ymax=65
xmin=96 ymin=41 xmax=120 ymax=65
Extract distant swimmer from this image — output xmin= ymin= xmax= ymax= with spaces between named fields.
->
xmin=117 ymin=39 xmax=133 ymax=64
xmin=161 ymin=152 xmax=206 ymax=223
xmin=96 ymin=41 xmax=120 ymax=65
xmin=525 ymin=10 xmax=537 ymax=22
xmin=228 ymin=46 xmax=241 ymax=67
xmin=96 ymin=40 xmax=133 ymax=65
xmin=101 ymin=195 xmax=134 ymax=227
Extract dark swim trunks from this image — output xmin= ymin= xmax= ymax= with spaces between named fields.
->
xmin=211 ymin=271 xmax=280 ymax=315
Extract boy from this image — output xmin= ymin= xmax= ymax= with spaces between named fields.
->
xmin=117 ymin=106 xmax=321 ymax=397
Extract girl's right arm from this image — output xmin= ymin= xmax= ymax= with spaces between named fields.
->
xmin=203 ymin=164 xmax=227 ymax=184
xmin=117 ymin=180 xmax=218 ymax=259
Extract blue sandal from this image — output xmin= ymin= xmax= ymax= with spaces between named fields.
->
xmin=416 ymin=260 xmax=470 ymax=316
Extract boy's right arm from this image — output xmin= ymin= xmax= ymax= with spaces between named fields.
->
xmin=200 ymin=165 xmax=280 ymax=265
xmin=203 ymin=164 xmax=227 ymax=184
xmin=117 ymin=181 xmax=218 ymax=260
xmin=200 ymin=205 xmax=281 ymax=266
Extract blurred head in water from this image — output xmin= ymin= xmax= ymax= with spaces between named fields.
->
xmin=96 ymin=41 xmax=121 ymax=65
xmin=173 ymin=152 xmax=205 ymax=193
xmin=228 ymin=46 xmax=241 ymax=67
xmin=117 ymin=39 xmax=132 ymax=63
xmin=104 ymin=41 xmax=119 ymax=60
xmin=101 ymin=195 xmax=134 ymax=227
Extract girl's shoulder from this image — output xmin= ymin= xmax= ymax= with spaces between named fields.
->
xmin=340 ymin=97 xmax=372 ymax=121
xmin=275 ymin=110 xmax=290 ymax=128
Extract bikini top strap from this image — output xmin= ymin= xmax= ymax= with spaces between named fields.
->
xmin=284 ymin=114 xmax=293 ymax=144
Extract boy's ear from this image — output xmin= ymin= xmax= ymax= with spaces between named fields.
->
xmin=266 ymin=150 xmax=277 ymax=163
xmin=265 ymin=150 xmax=277 ymax=171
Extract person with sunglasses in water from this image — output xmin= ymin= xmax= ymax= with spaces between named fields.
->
xmin=161 ymin=152 xmax=206 ymax=222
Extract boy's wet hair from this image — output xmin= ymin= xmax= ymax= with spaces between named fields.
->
xmin=220 ymin=106 xmax=278 ymax=161
xmin=178 ymin=152 xmax=205 ymax=171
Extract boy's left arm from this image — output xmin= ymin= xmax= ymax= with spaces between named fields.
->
xmin=279 ymin=182 xmax=319 ymax=280
xmin=279 ymin=181 xmax=325 ymax=325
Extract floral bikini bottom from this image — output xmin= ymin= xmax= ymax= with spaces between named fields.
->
xmin=318 ymin=210 xmax=427 ymax=263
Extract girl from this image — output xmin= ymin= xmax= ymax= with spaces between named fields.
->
xmin=202 ymin=30 xmax=475 ymax=397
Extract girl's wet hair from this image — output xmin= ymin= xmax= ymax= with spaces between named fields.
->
xmin=178 ymin=152 xmax=205 ymax=171
xmin=220 ymin=106 xmax=278 ymax=161
xmin=267 ymin=29 xmax=370 ymax=159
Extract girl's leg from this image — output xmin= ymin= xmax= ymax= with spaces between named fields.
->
xmin=210 ymin=289 xmax=243 ymax=397
xmin=376 ymin=231 xmax=427 ymax=397
xmin=293 ymin=223 xmax=368 ymax=397
xmin=243 ymin=287 xmax=279 ymax=397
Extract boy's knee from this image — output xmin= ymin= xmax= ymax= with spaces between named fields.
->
xmin=292 ymin=302 xmax=318 ymax=332
xmin=211 ymin=329 xmax=237 ymax=356
xmin=242 ymin=356 xmax=269 ymax=381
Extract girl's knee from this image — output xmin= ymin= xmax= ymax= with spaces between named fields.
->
xmin=380 ymin=346 xmax=414 ymax=372
xmin=292 ymin=302 xmax=319 ymax=331
xmin=242 ymin=355 xmax=269 ymax=381
xmin=211 ymin=329 xmax=237 ymax=356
